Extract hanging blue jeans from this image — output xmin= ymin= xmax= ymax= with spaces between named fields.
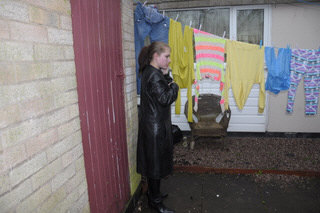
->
xmin=265 ymin=47 xmax=292 ymax=94
xmin=134 ymin=2 xmax=170 ymax=94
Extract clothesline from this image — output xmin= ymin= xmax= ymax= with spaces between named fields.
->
xmin=168 ymin=21 xmax=319 ymax=116
xmin=134 ymin=1 xmax=320 ymax=116
xmin=140 ymin=1 xmax=319 ymax=50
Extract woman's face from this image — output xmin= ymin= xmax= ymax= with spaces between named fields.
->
xmin=154 ymin=47 xmax=171 ymax=70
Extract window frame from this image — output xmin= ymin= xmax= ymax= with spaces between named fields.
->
xmin=161 ymin=4 xmax=271 ymax=45
xmin=230 ymin=5 xmax=271 ymax=46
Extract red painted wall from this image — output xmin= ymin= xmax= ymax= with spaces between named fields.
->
xmin=71 ymin=0 xmax=130 ymax=212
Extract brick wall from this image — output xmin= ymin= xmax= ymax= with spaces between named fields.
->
xmin=0 ymin=0 xmax=89 ymax=212
xmin=121 ymin=0 xmax=140 ymax=195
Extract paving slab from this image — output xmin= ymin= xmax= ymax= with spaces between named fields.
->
xmin=201 ymin=174 xmax=267 ymax=213
xmin=134 ymin=172 xmax=320 ymax=213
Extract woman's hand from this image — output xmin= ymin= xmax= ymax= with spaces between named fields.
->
xmin=168 ymin=81 xmax=175 ymax=86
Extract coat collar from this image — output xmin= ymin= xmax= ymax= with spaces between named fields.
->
xmin=147 ymin=65 xmax=162 ymax=74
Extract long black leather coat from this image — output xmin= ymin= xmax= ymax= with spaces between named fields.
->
xmin=137 ymin=65 xmax=179 ymax=179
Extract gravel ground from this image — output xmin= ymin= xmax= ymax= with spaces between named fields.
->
xmin=173 ymin=136 xmax=320 ymax=172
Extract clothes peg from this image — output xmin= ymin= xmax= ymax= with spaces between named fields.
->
xmin=199 ymin=24 xmax=202 ymax=31
xmin=162 ymin=10 xmax=165 ymax=17
xmin=222 ymin=31 xmax=226 ymax=38
xmin=143 ymin=1 xmax=147 ymax=6
xmin=189 ymin=20 xmax=192 ymax=27
xmin=259 ymin=40 xmax=263 ymax=49
xmin=175 ymin=13 xmax=179 ymax=21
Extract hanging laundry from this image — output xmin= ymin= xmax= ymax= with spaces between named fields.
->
xmin=287 ymin=49 xmax=320 ymax=115
xmin=223 ymin=40 xmax=265 ymax=113
xmin=193 ymin=29 xmax=226 ymax=112
xmin=134 ymin=2 xmax=170 ymax=94
xmin=265 ymin=47 xmax=292 ymax=94
xmin=169 ymin=19 xmax=195 ymax=122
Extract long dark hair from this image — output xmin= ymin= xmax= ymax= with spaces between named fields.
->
xmin=138 ymin=41 xmax=170 ymax=74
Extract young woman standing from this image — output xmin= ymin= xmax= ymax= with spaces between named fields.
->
xmin=137 ymin=41 xmax=179 ymax=213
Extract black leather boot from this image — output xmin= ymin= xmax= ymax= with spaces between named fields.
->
xmin=148 ymin=199 xmax=175 ymax=213
xmin=161 ymin=193 xmax=168 ymax=200
xmin=148 ymin=192 xmax=168 ymax=201
xmin=147 ymin=178 xmax=173 ymax=212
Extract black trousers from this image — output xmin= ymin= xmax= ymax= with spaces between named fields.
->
xmin=148 ymin=178 xmax=161 ymax=203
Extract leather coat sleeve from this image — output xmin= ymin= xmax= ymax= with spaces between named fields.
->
xmin=149 ymin=72 xmax=179 ymax=106
xmin=163 ymin=74 xmax=173 ymax=84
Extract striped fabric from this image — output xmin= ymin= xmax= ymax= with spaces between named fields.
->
xmin=193 ymin=29 xmax=226 ymax=111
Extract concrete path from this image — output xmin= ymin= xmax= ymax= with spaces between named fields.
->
xmin=136 ymin=172 xmax=320 ymax=213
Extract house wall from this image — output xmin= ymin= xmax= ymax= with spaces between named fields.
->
xmin=0 ymin=0 xmax=89 ymax=212
xmin=267 ymin=3 xmax=320 ymax=132
xmin=144 ymin=0 xmax=320 ymax=10
xmin=121 ymin=0 xmax=140 ymax=195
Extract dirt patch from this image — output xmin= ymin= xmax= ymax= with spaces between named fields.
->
xmin=173 ymin=136 xmax=320 ymax=172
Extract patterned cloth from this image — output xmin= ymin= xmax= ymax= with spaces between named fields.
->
xmin=287 ymin=49 xmax=320 ymax=115
xmin=193 ymin=29 xmax=226 ymax=111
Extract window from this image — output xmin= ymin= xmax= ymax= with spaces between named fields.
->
xmin=165 ymin=8 xmax=230 ymax=38
xmin=163 ymin=5 xmax=270 ymax=45
xmin=236 ymin=9 xmax=264 ymax=44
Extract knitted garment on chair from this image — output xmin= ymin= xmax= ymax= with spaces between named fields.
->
xmin=193 ymin=29 xmax=226 ymax=111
